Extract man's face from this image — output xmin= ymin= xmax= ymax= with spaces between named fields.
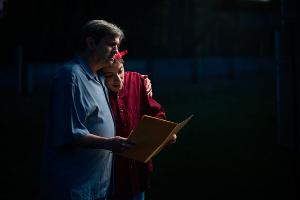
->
xmin=92 ymin=35 xmax=120 ymax=68
xmin=103 ymin=61 xmax=124 ymax=93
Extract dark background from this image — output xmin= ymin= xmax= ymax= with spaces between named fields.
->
xmin=1 ymin=0 xmax=299 ymax=199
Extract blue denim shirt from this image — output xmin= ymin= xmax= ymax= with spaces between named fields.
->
xmin=40 ymin=56 xmax=115 ymax=200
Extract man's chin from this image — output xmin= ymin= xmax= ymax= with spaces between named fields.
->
xmin=112 ymin=89 xmax=120 ymax=93
xmin=113 ymin=86 xmax=122 ymax=92
xmin=108 ymin=58 xmax=115 ymax=63
xmin=102 ymin=59 xmax=114 ymax=67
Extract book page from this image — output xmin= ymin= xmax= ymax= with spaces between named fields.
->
xmin=147 ymin=114 xmax=194 ymax=160
xmin=118 ymin=115 xmax=177 ymax=162
xmin=118 ymin=115 xmax=193 ymax=163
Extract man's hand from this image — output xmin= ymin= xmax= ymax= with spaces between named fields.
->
xmin=106 ymin=136 xmax=136 ymax=153
xmin=141 ymin=74 xmax=153 ymax=97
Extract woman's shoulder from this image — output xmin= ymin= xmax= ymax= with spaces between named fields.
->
xmin=125 ymin=71 xmax=142 ymax=78
xmin=124 ymin=71 xmax=145 ymax=83
xmin=123 ymin=71 xmax=145 ymax=92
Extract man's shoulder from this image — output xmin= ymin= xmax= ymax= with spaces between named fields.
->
xmin=61 ymin=58 xmax=83 ymax=74
xmin=53 ymin=59 xmax=84 ymax=81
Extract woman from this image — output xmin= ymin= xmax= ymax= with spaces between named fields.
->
xmin=103 ymin=52 xmax=176 ymax=200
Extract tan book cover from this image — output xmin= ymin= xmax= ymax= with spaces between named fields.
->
xmin=118 ymin=114 xmax=193 ymax=163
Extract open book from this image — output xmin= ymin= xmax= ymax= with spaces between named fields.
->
xmin=118 ymin=114 xmax=193 ymax=163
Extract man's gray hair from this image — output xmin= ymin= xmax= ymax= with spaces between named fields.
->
xmin=79 ymin=19 xmax=124 ymax=50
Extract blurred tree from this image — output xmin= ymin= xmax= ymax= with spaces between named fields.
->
xmin=0 ymin=0 xmax=282 ymax=62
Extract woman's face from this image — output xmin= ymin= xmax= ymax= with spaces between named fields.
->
xmin=103 ymin=62 xmax=124 ymax=93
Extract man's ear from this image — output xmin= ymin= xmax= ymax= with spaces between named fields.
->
xmin=86 ymin=37 xmax=96 ymax=49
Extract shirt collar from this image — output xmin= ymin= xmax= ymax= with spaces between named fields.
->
xmin=77 ymin=56 xmax=97 ymax=80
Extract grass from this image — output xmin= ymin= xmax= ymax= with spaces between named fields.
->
xmin=145 ymin=78 xmax=298 ymax=200
xmin=2 ymin=76 xmax=299 ymax=200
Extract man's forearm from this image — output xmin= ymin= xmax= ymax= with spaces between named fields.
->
xmin=72 ymin=133 xmax=135 ymax=153
xmin=73 ymin=133 xmax=111 ymax=149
